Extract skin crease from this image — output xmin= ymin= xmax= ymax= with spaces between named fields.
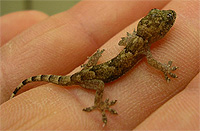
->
xmin=0 ymin=0 xmax=199 ymax=130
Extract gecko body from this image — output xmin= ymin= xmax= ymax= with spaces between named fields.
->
xmin=10 ymin=9 xmax=178 ymax=125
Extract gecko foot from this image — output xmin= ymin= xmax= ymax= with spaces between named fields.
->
xmin=163 ymin=61 xmax=178 ymax=83
xmin=83 ymin=98 xmax=118 ymax=125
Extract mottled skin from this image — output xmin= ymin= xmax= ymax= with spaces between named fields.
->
xmin=10 ymin=9 xmax=178 ymax=125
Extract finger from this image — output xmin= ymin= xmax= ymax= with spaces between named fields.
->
xmin=0 ymin=10 xmax=48 ymax=46
xmin=1 ymin=1 xmax=173 ymax=130
xmin=98 ymin=1 xmax=199 ymax=129
xmin=67 ymin=0 xmax=199 ymax=129
xmin=135 ymin=73 xmax=200 ymax=130
xmin=3 ymin=2 xmax=198 ymax=130
xmin=2 ymin=1 xmax=198 ymax=130
xmin=1 ymin=85 xmax=94 ymax=130
xmin=1 ymin=1 xmax=170 ymax=103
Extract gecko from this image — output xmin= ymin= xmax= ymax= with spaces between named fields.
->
xmin=10 ymin=9 xmax=178 ymax=125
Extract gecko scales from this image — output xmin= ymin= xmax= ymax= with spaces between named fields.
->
xmin=10 ymin=9 xmax=178 ymax=125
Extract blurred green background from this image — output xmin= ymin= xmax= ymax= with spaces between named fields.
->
xmin=1 ymin=0 xmax=80 ymax=16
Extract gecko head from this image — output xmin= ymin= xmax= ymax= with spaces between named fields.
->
xmin=137 ymin=9 xmax=176 ymax=44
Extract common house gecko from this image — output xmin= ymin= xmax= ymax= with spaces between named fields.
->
xmin=10 ymin=9 xmax=178 ymax=125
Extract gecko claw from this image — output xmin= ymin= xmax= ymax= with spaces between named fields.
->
xmin=168 ymin=60 xmax=172 ymax=66
xmin=169 ymin=72 xmax=178 ymax=78
xmin=165 ymin=74 xmax=171 ymax=83
xmin=83 ymin=106 xmax=96 ymax=112
xmin=172 ymin=66 xmax=178 ymax=71
xmin=104 ymin=99 xmax=118 ymax=114
xmin=83 ymin=98 xmax=117 ymax=125
xmin=163 ymin=61 xmax=178 ymax=82
xmin=109 ymin=100 xmax=117 ymax=106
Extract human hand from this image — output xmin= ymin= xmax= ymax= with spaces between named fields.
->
xmin=1 ymin=0 xmax=199 ymax=130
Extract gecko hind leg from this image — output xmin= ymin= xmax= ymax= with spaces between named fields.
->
xmin=80 ymin=80 xmax=117 ymax=125
xmin=81 ymin=49 xmax=105 ymax=69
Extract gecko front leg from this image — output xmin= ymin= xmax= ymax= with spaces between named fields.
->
xmin=118 ymin=29 xmax=137 ymax=46
xmin=146 ymin=49 xmax=178 ymax=82
xmin=80 ymin=80 xmax=117 ymax=125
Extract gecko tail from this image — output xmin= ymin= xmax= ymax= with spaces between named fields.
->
xmin=10 ymin=75 xmax=72 ymax=99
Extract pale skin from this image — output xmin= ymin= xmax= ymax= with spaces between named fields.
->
xmin=0 ymin=0 xmax=199 ymax=130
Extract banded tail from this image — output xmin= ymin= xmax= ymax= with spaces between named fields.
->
xmin=10 ymin=75 xmax=72 ymax=99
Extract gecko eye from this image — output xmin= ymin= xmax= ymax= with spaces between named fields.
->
xmin=166 ymin=11 xmax=176 ymax=25
xmin=166 ymin=9 xmax=176 ymax=21
xmin=167 ymin=13 xmax=173 ymax=20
